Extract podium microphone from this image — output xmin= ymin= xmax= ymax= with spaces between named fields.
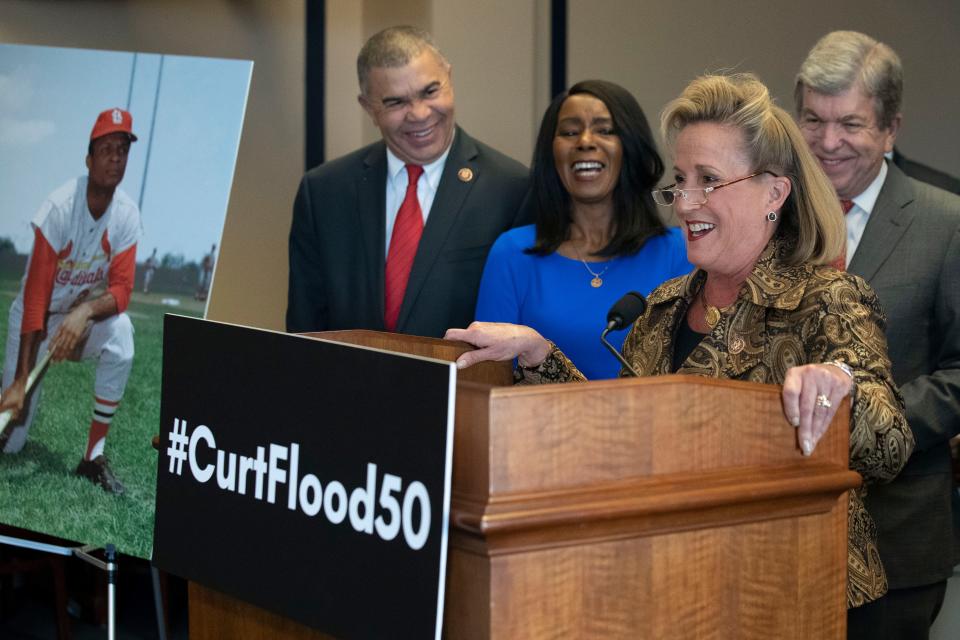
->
xmin=601 ymin=292 xmax=646 ymax=377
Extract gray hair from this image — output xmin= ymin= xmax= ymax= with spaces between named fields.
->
xmin=794 ymin=30 xmax=902 ymax=130
xmin=357 ymin=26 xmax=448 ymax=95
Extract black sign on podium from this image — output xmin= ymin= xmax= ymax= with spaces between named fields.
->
xmin=153 ymin=316 xmax=456 ymax=640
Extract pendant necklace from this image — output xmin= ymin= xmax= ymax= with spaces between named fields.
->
xmin=573 ymin=247 xmax=612 ymax=288
xmin=700 ymin=290 xmax=730 ymax=329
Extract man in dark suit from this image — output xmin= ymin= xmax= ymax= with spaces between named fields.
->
xmin=287 ymin=26 xmax=529 ymax=338
xmin=796 ymin=30 xmax=960 ymax=639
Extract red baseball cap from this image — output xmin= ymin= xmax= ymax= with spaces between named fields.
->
xmin=90 ymin=108 xmax=138 ymax=142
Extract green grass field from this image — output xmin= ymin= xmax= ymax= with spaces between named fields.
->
xmin=0 ymin=276 xmax=204 ymax=559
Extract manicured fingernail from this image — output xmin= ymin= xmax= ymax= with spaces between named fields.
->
xmin=801 ymin=439 xmax=813 ymax=456
xmin=790 ymin=416 xmax=800 ymax=427
xmin=456 ymin=359 xmax=467 ymax=369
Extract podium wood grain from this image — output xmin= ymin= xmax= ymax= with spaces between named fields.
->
xmin=445 ymin=376 xmax=853 ymax=639
xmin=188 ymin=331 xmax=856 ymax=639
xmin=189 ymin=582 xmax=334 ymax=640
xmin=301 ymin=329 xmax=514 ymax=386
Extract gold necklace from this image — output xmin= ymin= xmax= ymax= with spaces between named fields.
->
xmin=699 ymin=290 xmax=730 ymax=329
xmin=573 ymin=246 xmax=612 ymax=288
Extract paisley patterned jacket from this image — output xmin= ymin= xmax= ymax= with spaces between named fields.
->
xmin=521 ymin=234 xmax=914 ymax=607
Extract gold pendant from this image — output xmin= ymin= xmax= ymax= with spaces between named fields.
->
xmin=591 ymin=277 xmax=603 ymax=288
xmin=704 ymin=305 xmax=721 ymax=328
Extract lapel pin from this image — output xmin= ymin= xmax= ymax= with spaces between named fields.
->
xmin=458 ymin=167 xmax=474 ymax=183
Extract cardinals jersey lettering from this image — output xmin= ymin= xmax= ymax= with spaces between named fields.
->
xmin=13 ymin=176 xmax=142 ymax=334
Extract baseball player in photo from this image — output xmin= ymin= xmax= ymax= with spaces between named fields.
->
xmin=0 ymin=108 xmax=142 ymax=495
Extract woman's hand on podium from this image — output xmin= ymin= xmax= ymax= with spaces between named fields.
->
xmin=444 ymin=322 xmax=552 ymax=370
xmin=781 ymin=363 xmax=854 ymax=456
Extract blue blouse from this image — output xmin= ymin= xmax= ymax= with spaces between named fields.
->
xmin=475 ymin=224 xmax=693 ymax=379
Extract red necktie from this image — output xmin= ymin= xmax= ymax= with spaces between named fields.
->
xmin=384 ymin=164 xmax=424 ymax=331
xmin=829 ymin=199 xmax=854 ymax=270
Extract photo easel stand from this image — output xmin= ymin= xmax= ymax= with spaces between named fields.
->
xmin=0 ymin=534 xmax=130 ymax=640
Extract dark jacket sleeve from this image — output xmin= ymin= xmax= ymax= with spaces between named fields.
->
xmin=286 ymin=176 xmax=327 ymax=333
xmin=898 ymin=224 xmax=960 ymax=450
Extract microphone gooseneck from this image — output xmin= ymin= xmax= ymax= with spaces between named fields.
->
xmin=601 ymin=292 xmax=647 ymax=377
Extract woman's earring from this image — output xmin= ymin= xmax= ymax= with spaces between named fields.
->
xmin=766 ymin=211 xmax=778 ymax=222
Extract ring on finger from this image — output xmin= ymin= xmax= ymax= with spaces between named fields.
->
xmin=815 ymin=393 xmax=832 ymax=409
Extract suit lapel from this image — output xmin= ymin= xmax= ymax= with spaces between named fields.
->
xmin=358 ymin=143 xmax=388 ymax=326
xmin=397 ymin=128 xmax=478 ymax=330
xmin=848 ymin=163 xmax=917 ymax=282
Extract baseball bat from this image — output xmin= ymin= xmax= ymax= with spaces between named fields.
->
xmin=0 ymin=349 xmax=54 ymax=437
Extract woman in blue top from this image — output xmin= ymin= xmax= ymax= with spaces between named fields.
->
xmin=475 ymin=80 xmax=692 ymax=378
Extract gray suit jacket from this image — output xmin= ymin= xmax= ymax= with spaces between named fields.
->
xmin=849 ymin=161 xmax=960 ymax=588
xmin=286 ymin=127 xmax=531 ymax=337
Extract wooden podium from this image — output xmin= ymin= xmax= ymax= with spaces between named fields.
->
xmin=188 ymin=330 xmax=857 ymax=639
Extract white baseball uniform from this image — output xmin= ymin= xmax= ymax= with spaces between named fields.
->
xmin=2 ymin=176 xmax=141 ymax=453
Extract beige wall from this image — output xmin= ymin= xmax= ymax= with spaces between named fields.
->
xmin=568 ymin=0 xmax=960 ymax=177
xmin=0 ymin=0 xmax=304 ymax=331
xmin=431 ymin=0 xmax=541 ymax=165
xmin=323 ymin=1 xmax=365 ymax=184
xmin=324 ymin=0 xmax=546 ymax=165
xmin=328 ymin=0 xmax=960 ymax=186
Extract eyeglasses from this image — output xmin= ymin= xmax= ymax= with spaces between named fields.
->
xmin=651 ymin=171 xmax=777 ymax=206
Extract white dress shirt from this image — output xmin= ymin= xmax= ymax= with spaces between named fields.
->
xmin=384 ymin=138 xmax=453 ymax=257
xmin=844 ymin=160 xmax=888 ymax=267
